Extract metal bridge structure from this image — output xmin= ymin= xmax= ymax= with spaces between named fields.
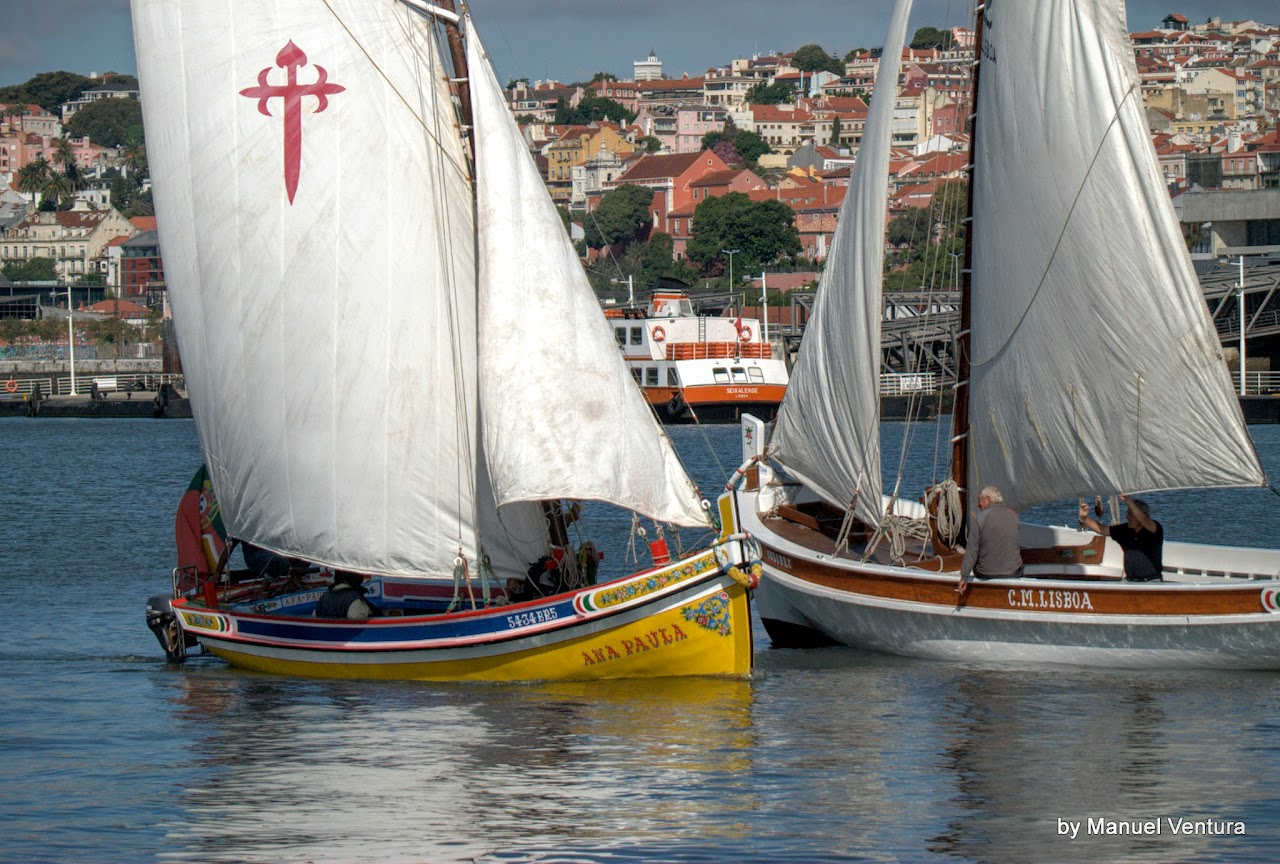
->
xmin=774 ymin=260 xmax=1280 ymax=382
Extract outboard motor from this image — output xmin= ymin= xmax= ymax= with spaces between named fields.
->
xmin=145 ymin=593 xmax=192 ymax=663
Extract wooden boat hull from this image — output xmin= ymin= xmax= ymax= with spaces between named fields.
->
xmin=727 ymin=486 xmax=1280 ymax=669
xmin=172 ymin=549 xmax=755 ymax=681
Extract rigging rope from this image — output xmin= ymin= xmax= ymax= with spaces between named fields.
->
xmin=926 ymin=478 xmax=964 ymax=548
xmin=862 ymin=502 xmax=933 ymax=565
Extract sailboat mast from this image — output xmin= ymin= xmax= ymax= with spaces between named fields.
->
xmin=950 ymin=0 xmax=986 ymax=497
xmin=435 ymin=1 xmax=474 ymax=131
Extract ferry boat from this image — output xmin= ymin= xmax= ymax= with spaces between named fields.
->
xmin=606 ymin=288 xmax=789 ymax=424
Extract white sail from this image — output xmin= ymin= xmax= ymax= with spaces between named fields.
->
xmin=133 ymin=0 xmax=519 ymax=576
xmin=967 ymin=0 xmax=1265 ymax=509
xmin=467 ymin=23 xmax=710 ymax=529
xmin=769 ymin=0 xmax=915 ymax=528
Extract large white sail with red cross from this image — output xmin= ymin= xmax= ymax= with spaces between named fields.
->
xmin=131 ymin=0 xmax=530 ymax=577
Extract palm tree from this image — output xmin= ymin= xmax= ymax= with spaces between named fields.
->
xmin=2 ymin=103 xmax=28 ymax=133
xmin=41 ymin=170 xmax=73 ymax=211
xmin=16 ymin=156 xmax=50 ymax=206
xmin=51 ymin=138 xmax=86 ymax=205
xmin=52 ymin=137 xmax=76 ymax=170
xmin=120 ymin=129 xmax=148 ymax=180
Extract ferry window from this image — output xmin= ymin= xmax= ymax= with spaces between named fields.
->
xmin=631 ymin=368 xmax=642 ymax=383
xmin=645 ymin=367 xmax=659 ymax=386
xmin=731 ymin=367 xmax=748 ymax=383
xmin=667 ymin=368 xmax=680 ymax=386
xmin=630 ymin=326 xmax=643 ymax=345
xmin=748 ymin=367 xmax=764 ymax=382
xmin=713 ymin=367 xmax=729 ymax=384
xmin=614 ymin=327 xmax=626 ymax=346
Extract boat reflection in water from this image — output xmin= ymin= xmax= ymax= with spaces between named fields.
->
xmin=159 ymin=671 xmax=756 ymax=862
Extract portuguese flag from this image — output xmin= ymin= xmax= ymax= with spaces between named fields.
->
xmin=176 ymin=465 xmax=227 ymax=577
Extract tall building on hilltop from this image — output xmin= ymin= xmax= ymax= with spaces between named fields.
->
xmin=635 ymin=51 xmax=663 ymax=82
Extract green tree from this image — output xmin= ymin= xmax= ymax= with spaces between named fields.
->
xmin=745 ymin=81 xmax=796 ymax=105
xmin=831 ymin=116 xmax=844 ymax=146
xmin=732 ymin=130 xmax=771 ymax=168
xmin=110 ymin=173 xmax=140 ymax=213
xmin=0 ymin=71 xmax=92 ymax=114
xmin=583 ymin=184 xmax=655 ymax=250
xmin=928 ymin=179 xmax=968 ymax=238
xmin=843 ymin=48 xmax=867 ymax=63
xmin=637 ymin=135 xmax=662 ymax=153
xmin=124 ymin=187 xmax=155 ymax=219
xmin=910 ymin=26 xmax=955 ymax=50
xmin=0 ymin=318 xmax=23 ymax=343
xmin=41 ymin=169 xmax=74 ymax=210
xmin=886 ymin=210 xmax=930 ymax=250
xmin=2 ymin=102 xmax=27 ymax=126
xmin=634 ymin=232 xmax=699 ymax=289
xmin=2 ymin=257 xmax=57 ymax=282
xmin=30 ymin=316 xmax=65 ymax=342
xmin=84 ymin=316 xmax=135 ymax=344
xmin=120 ymin=129 xmax=148 ymax=180
xmin=553 ymin=95 xmax=637 ymax=126
xmin=16 ymin=156 xmax=50 ymax=204
xmin=792 ymin=44 xmax=844 ymax=75
xmin=700 ymin=129 xmax=772 ymax=171
xmin=65 ymin=98 xmax=144 ymax=148
xmin=685 ymin=193 xmax=801 ymax=280
xmin=100 ymin=74 xmax=139 ymax=88
xmin=51 ymin=137 xmax=87 ymax=205
xmin=883 ymin=180 xmax=969 ymax=290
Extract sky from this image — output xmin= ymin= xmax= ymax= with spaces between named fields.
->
xmin=2 ymin=0 xmax=1278 ymax=89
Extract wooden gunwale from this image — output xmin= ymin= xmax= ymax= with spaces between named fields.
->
xmin=758 ymin=514 xmax=1272 ymax=617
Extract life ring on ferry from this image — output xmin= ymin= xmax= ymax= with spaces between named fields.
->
xmin=4 ymin=378 xmax=16 ymax=394
xmin=652 ymin=326 xmax=665 ymax=342
xmin=739 ymin=326 xmax=752 ymax=342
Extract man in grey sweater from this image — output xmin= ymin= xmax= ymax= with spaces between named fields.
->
xmin=958 ymin=485 xmax=1024 ymax=592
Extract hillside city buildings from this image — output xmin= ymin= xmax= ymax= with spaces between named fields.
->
xmin=2 ymin=12 xmax=1279 ymax=309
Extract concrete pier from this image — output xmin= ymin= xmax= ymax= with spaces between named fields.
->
xmin=0 ymin=386 xmax=190 ymax=419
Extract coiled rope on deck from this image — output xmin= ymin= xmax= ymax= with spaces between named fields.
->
xmin=927 ymin=479 xmax=963 ymax=548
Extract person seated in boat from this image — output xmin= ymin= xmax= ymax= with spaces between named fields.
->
xmin=958 ymin=485 xmax=1024 ymax=591
xmin=314 ymin=570 xmax=382 ymax=619
xmin=1078 ymin=495 xmax=1163 ymax=582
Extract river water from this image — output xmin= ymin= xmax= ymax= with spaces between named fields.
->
xmin=3 ymin=417 xmax=1280 ymax=863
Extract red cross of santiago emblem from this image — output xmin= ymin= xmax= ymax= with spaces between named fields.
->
xmin=239 ymin=41 xmax=345 ymax=204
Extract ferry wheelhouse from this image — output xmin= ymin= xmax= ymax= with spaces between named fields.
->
xmin=607 ymin=289 xmax=789 ymax=424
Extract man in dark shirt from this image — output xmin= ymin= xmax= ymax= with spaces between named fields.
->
xmin=1078 ymin=495 xmax=1163 ymax=581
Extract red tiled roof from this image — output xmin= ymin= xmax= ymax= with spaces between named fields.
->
xmin=690 ymin=169 xmax=743 ymax=187
xmin=615 ymin=151 xmax=711 ymax=182
xmin=89 ymin=298 xmax=149 ymax=317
